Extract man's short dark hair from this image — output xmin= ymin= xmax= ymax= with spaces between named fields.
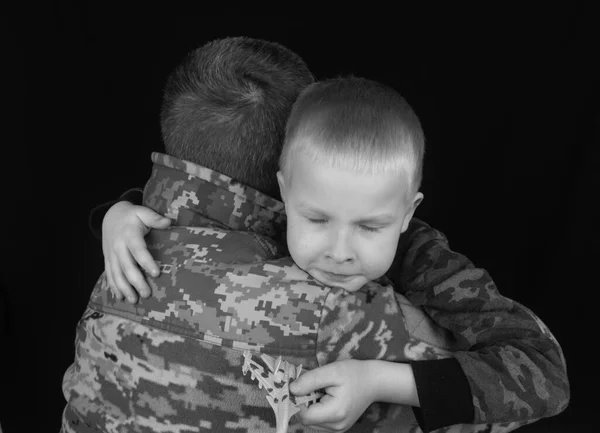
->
xmin=160 ymin=37 xmax=315 ymax=199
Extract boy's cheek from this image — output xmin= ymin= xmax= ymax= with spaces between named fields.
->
xmin=287 ymin=224 xmax=319 ymax=263
xmin=361 ymin=238 xmax=398 ymax=274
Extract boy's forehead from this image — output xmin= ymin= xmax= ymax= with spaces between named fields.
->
xmin=289 ymin=148 xmax=408 ymax=187
xmin=289 ymin=152 xmax=409 ymax=207
xmin=286 ymin=134 xmax=412 ymax=175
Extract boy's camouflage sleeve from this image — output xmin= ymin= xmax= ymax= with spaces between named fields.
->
xmin=388 ymin=219 xmax=570 ymax=425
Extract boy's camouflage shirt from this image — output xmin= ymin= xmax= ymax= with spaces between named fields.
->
xmin=61 ymin=153 xmax=568 ymax=433
xmin=388 ymin=214 xmax=570 ymax=427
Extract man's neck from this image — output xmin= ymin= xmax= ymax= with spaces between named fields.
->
xmin=142 ymin=152 xmax=287 ymax=240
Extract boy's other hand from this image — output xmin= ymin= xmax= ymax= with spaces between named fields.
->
xmin=102 ymin=201 xmax=171 ymax=303
xmin=290 ymin=359 xmax=377 ymax=432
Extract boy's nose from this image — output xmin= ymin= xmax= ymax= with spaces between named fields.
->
xmin=326 ymin=231 xmax=355 ymax=263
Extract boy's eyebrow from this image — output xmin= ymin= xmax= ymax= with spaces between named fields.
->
xmin=355 ymin=214 xmax=396 ymax=225
xmin=297 ymin=203 xmax=396 ymax=224
xmin=297 ymin=203 xmax=329 ymax=216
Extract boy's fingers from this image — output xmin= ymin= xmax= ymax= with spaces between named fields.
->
xmin=104 ymin=259 xmax=123 ymax=300
xmin=110 ymin=285 xmax=125 ymax=301
xmin=128 ymin=236 xmax=159 ymax=279
xmin=114 ymin=271 xmax=138 ymax=303
xmin=299 ymin=424 xmax=330 ymax=433
xmin=297 ymin=395 xmax=338 ymax=425
xmin=124 ymin=265 xmax=151 ymax=299
xmin=110 ymin=252 xmax=138 ymax=303
xmin=291 ymin=365 xmax=337 ymax=395
xmin=136 ymin=207 xmax=171 ymax=230
xmin=117 ymin=247 xmax=149 ymax=300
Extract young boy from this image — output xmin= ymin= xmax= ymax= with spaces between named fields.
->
xmin=94 ymin=75 xmax=568 ymax=432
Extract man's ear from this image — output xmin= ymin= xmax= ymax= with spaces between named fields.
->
xmin=276 ymin=171 xmax=287 ymax=203
xmin=401 ymin=192 xmax=424 ymax=233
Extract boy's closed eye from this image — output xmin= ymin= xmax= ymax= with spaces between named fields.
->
xmin=306 ymin=217 xmax=382 ymax=233
xmin=359 ymin=225 xmax=381 ymax=233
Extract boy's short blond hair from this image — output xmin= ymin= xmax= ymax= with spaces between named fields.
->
xmin=280 ymin=76 xmax=425 ymax=201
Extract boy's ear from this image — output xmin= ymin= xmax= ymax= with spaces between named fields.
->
xmin=276 ymin=171 xmax=287 ymax=203
xmin=401 ymin=192 xmax=424 ymax=233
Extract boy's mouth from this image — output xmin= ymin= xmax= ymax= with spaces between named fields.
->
xmin=320 ymin=270 xmax=357 ymax=283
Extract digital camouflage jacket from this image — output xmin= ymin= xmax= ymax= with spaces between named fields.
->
xmin=62 ymin=152 xmax=568 ymax=433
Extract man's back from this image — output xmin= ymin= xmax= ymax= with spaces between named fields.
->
xmin=61 ymin=225 xmax=327 ymax=432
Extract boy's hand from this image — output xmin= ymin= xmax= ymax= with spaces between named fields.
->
xmin=102 ymin=201 xmax=171 ymax=303
xmin=290 ymin=359 xmax=377 ymax=432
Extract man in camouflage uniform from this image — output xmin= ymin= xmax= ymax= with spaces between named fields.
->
xmin=61 ymin=38 xmax=569 ymax=432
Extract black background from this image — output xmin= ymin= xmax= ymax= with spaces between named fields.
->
xmin=5 ymin=7 xmax=597 ymax=432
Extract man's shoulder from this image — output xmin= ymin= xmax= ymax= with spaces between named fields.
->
xmin=146 ymin=225 xmax=285 ymax=264
xmin=144 ymin=153 xmax=287 ymax=238
xmin=89 ymin=226 xmax=331 ymax=354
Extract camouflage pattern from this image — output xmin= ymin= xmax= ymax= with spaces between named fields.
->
xmin=387 ymin=218 xmax=570 ymax=428
xmin=61 ymin=152 xmax=568 ymax=433
xmin=144 ymin=152 xmax=287 ymax=241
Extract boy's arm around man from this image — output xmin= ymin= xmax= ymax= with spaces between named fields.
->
xmin=387 ymin=218 xmax=570 ymax=429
